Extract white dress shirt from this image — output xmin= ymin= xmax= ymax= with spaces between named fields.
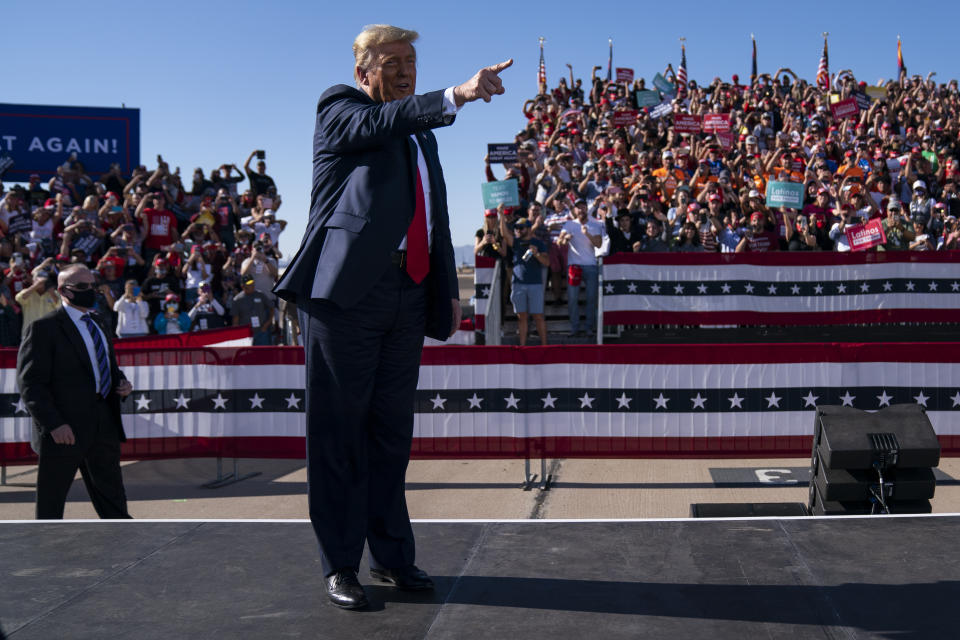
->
xmin=62 ymin=301 xmax=110 ymax=392
xmin=398 ymin=87 xmax=461 ymax=252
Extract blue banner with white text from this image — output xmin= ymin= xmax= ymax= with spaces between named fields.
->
xmin=0 ymin=103 xmax=140 ymax=180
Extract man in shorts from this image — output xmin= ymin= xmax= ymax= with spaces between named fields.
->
xmin=503 ymin=217 xmax=548 ymax=345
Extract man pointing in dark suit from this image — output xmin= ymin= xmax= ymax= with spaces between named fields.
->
xmin=274 ymin=24 xmax=511 ymax=609
xmin=17 ymin=263 xmax=134 ymax=519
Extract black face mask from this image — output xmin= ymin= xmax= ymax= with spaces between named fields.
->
xmin=65 ymin=286 xmax=96 ymax=308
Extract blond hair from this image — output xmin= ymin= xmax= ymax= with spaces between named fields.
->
xmin=353 ymin=24 xmax=418 ymax=84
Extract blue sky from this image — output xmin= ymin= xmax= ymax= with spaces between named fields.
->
xmin=3 ymin=0 xmax=958 ymax=254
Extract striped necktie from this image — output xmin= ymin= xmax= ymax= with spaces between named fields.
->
xmin=81 ymin=314 xmax=112 ymax=398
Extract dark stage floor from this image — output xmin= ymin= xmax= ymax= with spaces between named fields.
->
xmin=1 ymin=516 xmax=958 ymax=639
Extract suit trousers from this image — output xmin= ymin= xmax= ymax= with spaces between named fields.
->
xmin=35 ymin=399 xmax=130 ymax=520
xmin=299 ymin=263 xmax=426 ymax=577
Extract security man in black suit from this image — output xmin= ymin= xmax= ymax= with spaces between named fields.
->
xmin=17 ymin=263 xmax=134 ymax=519
xmin=274 ymin=24 xmax=512 ymax=608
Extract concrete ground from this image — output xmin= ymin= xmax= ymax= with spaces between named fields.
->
xmin=2 ymin=457 xmax=958 ymax=520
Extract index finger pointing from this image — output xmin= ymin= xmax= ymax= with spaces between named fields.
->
xmin=488 ymin=59 xmax=514 ymax=74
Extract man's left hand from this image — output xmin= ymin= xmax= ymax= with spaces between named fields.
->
xmin=449 ymin=298 xmax=462 ymax=338
xmin=115 ymin=380 xmax=133 ymax=397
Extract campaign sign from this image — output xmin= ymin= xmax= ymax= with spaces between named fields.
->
xmin=649 ymin=101 xmax=673 ymax=119
xmin=653 ymin=73 xmax=676 ymax=95
xmin=830 ymin=97 xmax=859 ymax=121
xmin=0 ymin=103 xmax=140 ymax=180
xmin=853 ymin=92 xmax=872 ymax=111
xmin=715 ymin=130 xmax=735 ymax=149
xmin=702 ymin=113 xmax=731 ymax=133
xmin=612 ymin=110 xmax=638 ymax=128
xmin=673 ymin=114 xmax=701 ymax=134
xmin=635 ymin=90 xmax=660 ymax=108
xmin=487 ymin=143 xmax=518 ymax=164
xmin=481 ymin=179 xmax=520 ymax=209
xmin=844 ymin=218 xmax=887 ymax=251
xmin=616 ymin=67 xmax=634 ymax=84
xmin=865 ymin=86 xmax=888 ymax=101
xmin=765 ymin=181 xmax=805 ymax=208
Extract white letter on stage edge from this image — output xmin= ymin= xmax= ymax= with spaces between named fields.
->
xmin=1 ymin=135 xmax=14 ymax=151
xmin=28 ymin=137 xmax=44 ymax=152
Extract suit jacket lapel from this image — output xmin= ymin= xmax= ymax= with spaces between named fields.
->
xmin=56 ymin=308 xmax=95 ymax=379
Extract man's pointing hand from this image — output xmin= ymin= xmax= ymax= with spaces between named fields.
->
xmin=454 ymin=59 xmax=514 ymax=106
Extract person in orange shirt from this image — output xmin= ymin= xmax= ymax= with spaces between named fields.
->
xmin=652 ymin=149 xmax=687 ymax=201
xmin=835 ymin=150 xmax=864 ymax=181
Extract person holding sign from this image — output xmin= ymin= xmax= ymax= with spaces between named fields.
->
xmin=272 ymin=24 xmax=513 ymax=610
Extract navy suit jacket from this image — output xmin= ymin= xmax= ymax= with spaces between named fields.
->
xmin=274 ymin=84 xmax=460 ymax=341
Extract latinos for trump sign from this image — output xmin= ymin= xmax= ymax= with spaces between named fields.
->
xmin=765 ymin=181 xmax=805 ymax=208
xmin=653 ymin=73 xmax=676 ymax=95
xmin=635 ymin=90 xmax=660 ymax=108
xmin=0 ymin=103 xmax=140 ymax=180
xmin=844 ymin=218 xmax=887 ymax=251
xmin=481 ymin=179 xmax=520 ymax=209
xmin=830 ymin=97 xmax=859 ymax=121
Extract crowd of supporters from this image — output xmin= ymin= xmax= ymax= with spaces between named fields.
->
xmin=0 ymin=150 xmax=297 ymax=346
xmin=477 ymin=64 xmax=960 ymax=339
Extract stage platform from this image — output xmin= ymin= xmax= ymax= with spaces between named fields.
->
xmin=1 ymin=516 xmax=957 ymax=639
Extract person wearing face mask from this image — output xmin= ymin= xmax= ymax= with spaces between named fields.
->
xmin=153 ymin=292 xmax=190 ymax=334
xmin=16 ymin=263 xmax=134 ymax=519
xmin=141 ymin=256 xmax=183 ymax=327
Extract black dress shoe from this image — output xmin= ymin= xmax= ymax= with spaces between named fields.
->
xmin=370 ymin=565 xmax=434 ymax=591
xmin=325 ymin=569 xmax=368 ymax=609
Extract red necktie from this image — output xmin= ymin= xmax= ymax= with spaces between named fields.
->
xmin=405 ymin=166 xmax=430 ymax=283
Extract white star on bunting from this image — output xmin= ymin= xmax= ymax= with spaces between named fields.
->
xmin=135 ymin=395 xmax=152 ymax=411
xmin=860 ymin=282 xmax=870 ymax=292
xmin=839 ymin=391 xmax=856 ymax=407
xmin=653 ymin=393 xmax=669 ymax=409
xmin=615 ymin=393 xmax=632 ymax=409
xmin=697 ymin=283 xmax=707 ymax=294
xmin=767 ymin=284 xmax=777 ymax=295
xmin=627 ymin=282 xmax=638 ymax=293
xmin=173 ymin=393 xmax=190 ymax=410
xmin=541 ymin=393 xmax=557 ymax=409
xmin=882 ymin=282 xmax=893 ymax=292
xmin=467 ymin=393 xmax=483 ymax=409
xmin=744 ymin=283 xmax=755 ymax=293
xmin=11 ymin=397 xmax=27 ymax=414
xmin=951 ymin=391 xmax=960 ymax=408
xmin=691 ymin=393 xmax=707 ymax=410
xmin=721 ymin=283 xmax=731 ymax=293
xmin=802 ymin=391 xmax=819 ymax=408
xmin=837 ymin=283 xmax=847 ymax=293
xmin=790 ymin=284 xmax=800 ymax=295
xmin=765 ymin=392 xmax=781 ymax=408
xmin=913 ymin=391 xmax=929 ymax=407
xmin=814 ymin=284 xmax=824 ymax=294
xmin=650 ymin=283 xmax=661 ymax=293
xmin=728 ymin=393 xmax=744 ymax=409
xmin=605 ymin=283 xmax=614 ymax=294
xmin=285 ymin=393 xmax=301 ymax=409
xmin=928 ymin=282 xmax=939 ymax=291
xmin=952 ymin=282 xmax=960 ymax=292
xmin=430 ymin=394 xmax=447 ymax=410
xmin=212 ymin=393 xmax=228 ymax=410
xmin=504 ymin=393 xmax=521 ymax=410
xmin=249 ymin=393 xmax=265 ymax=409
xmin=906 ymin=281 xmax=915 ymax=291
xmin=578 ymin=393 xmax=595 ymax=409
xmin=674 ymin=283 xmax=684 ymax=294
xmin=876 ymin=390 xmax=893 ymax=407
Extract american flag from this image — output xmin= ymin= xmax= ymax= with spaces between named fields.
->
xmin=816 ymin=36 xmax=829 ymax=91
xmin=537 ymin=39 xmax=546 ymax=90
xmin=750 ymin=35 xmax=757 ymax=85
xmin=676 ymin=43 xmax=687 ymax=97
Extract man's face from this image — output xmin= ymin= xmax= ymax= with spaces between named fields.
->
xmin=60 ymin=268 xmax=95 ymax=308
xmin=358 ymin=40 xmax=417 ymax=103
xmin=574 ymin=204 xmax=587 ymax=221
